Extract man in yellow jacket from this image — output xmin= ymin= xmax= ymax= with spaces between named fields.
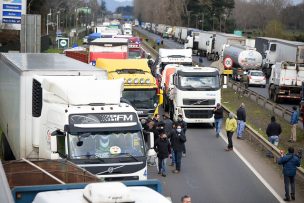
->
xmin=225 ymin=112 xmax=237 ymax=151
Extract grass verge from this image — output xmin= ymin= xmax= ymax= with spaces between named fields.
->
xmin=222 ymin=87 xmax=304 ymax=166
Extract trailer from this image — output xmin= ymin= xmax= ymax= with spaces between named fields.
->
xmin=207 ymin=33 xmax=246 ymax=61
xmin=269 ymin=61 xmax=304 ymax=103
xmin=222 ymin=44 xmax=262 ymax=78
xmin=255 ymin=37 xmax=304 ymax=77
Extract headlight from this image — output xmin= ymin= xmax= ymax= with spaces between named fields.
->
xmin=146 ymin=79 xmax=151 ymax=84
xmin=140 ymin=78 xmax=145 ymax=84
xmin=127 ymin=78 xmax=132 ymax=84
xmin=134 ymin=78 xmax=139 ymax=84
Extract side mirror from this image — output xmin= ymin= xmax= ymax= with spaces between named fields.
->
xmin=51 ymin=129 xmax=65 ymax=136
xmin=173 ymin=74 xmax=177 ymax=86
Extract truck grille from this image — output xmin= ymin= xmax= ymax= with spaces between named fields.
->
xmin=184 ymin=109 xmax=213 ymax=119
xmin=183 ymin=99 xmax=215 ymax=105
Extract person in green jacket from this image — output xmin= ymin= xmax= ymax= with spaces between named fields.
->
xmin=225 ymin=112 xmax=237 ymax=151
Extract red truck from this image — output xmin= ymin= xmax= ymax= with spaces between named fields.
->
xmin=65 ymin=38 xmax=129 ymax=65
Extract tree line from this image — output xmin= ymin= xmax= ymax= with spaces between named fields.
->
xmin=134 ymin=0 xmax=304 ymax=41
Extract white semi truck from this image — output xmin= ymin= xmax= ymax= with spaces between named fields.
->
xmin=0 ymin=53 xmax=149 ymax=181
xmin=269 ymin=61 xmax=304 ymax=103
xmin=154 ymin=48 xmax=192 ymax=76
xmin=255 ymin=37 xmax=304 ymax=77
xmin=168 ymin=66 xmax=221 ymax=123
xmin=207 ymin=33 xmax=246 ymax=61
xmin=222 ymin=44 xmax=263 ymax=79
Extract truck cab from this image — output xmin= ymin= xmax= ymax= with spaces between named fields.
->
xmin=96 ymin=59 xmax=162 ymax=118
xmin=154 ymin=48 xmax=193 ymax=77
xmin=36 ymin=78 xmax=148 ymax=181
xmin=170 ymin=67 xmax=221 ymax=123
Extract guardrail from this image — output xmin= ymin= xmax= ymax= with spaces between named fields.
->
xmin=222 ymin=105 xmax=304 ymax=181
xmin=227 ymin=80 xmax=302 ymax=124
xmin=134 ymin=28 xmax=304 ymax=181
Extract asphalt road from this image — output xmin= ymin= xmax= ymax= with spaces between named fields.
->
xmin=147 ymin=125 xmax=279 ymax=203
xmin=135 ymin=27 xmax=295 ymax=111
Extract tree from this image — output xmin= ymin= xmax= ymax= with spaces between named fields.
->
xmin=264 ymin=20 xmax=285 ymax=38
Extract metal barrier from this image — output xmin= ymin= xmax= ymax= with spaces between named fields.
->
xmin=227 ymin=79 xmax=299 ymax=123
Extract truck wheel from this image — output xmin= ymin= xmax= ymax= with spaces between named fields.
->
xmin=0 ymin=133 xmax=15 ymax=160
xmin=274 ymin=93 xmax=280 ymax=103
xmin=268 ymin=86 xmax=273 ymax=100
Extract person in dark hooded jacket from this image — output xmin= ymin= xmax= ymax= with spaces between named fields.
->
xmin=170 ymin=123 xmax=186 ymax=173
xmin=278 ymin=147 xmax=301 ymax=201
xmin=154 ymin=133 xmax=171 ymax=177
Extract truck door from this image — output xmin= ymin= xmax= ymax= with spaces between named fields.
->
xmin=266 ymin=43 xmax=277 ymax=65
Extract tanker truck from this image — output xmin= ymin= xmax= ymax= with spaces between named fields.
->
xmin=222 ymin=44 xmax=262 ymax=79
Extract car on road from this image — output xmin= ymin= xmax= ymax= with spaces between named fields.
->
xmin=247 ymin=70 xmax=266 ymax=87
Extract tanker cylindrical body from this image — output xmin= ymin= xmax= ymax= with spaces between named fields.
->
xmin=223 ymin=45 xmax=262 ymax=70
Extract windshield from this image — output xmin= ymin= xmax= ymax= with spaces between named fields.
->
xmin=178 ymin=75 xmax=220 ymax=91
xmin=128 ymin=50 xmax=141 ymax=59
xmin=69 ymin=131 xmax=145 ymax=159
xmin=122 ymin=89 xmax=158 ymax=109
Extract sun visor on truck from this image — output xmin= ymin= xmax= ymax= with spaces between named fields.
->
xmin=40 ymin=76 xmax=124 ymax=105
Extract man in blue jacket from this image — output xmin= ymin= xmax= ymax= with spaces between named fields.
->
xmin=278 ymin=147 xmax=301 ymax=201
xmin=289 ymin=106 xmax=299 ymax=143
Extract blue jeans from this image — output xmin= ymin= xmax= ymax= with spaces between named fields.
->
xmin=237 ymin=120 xmax=245 ymax=138
xmin=158 ymin=158 xmax=168 ymax=175
xmin=284 ymin=175 xmax=295 ymax=199
xmin=215 ymin=118 xmax=223 ymax=135
xmin=174 ymin=151 xmax=182 ymax=171
xmin=171 ymin=148 xmax=175 ymax=164
xmin=269 ymin=135 xmax=279 ymax=146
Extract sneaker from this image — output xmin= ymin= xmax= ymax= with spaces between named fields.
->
xmin=283 ymin=197 xmax=290 ymax=201
xmin=182 ymin=153 xmax=186 ymax=157
xmin=216 ymin=133 xmax=219 ymax=138
xmin=158 ymin=171 xmax=161 ymax=174
xmin=172 ymin=170 xmax=180 ymax=173
xmin=237 ymin=137 xmax=244 ymax=140
xmin=291 ymin=194 xmax=295 ymax=200
xmin=161 ymin=174 xmax=166 ymax=177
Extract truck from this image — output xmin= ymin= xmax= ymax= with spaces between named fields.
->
xmin=0 ymin=53 xmax=150 ymax=181
xmin=180 ymin=28 xmax=189 ymax=44
xmin=255 ymin=37 xmax=304 ymax=77
xmin=174 ymin=26 xmax=182 ymax=42
xmin=167 ymin=66 xmax=221 ymax=123
xmin=65 ymin=38 xmax=129 ymax=65
xmin=184 ymin=31 xmax=203 ymax=55
xmin=122 ymin=23 xmax=132 ymax=35
xmin=154 ymin=48 xmax=193 ymax=77
xmin=163 ymin=26 xmax=173 ymax=38
xmin=206 ymin=33 xmax=246 ymax=61
xmin=113 ymin=35 xmax=146 ymax=59
xmin=222 ymin=44 xmax=262 ymax=78
xmin=96 ymin=59 xmax=161 ymax=118
xmin=1 ymin=159 xmax=171 ymax=203
xmin=268 ymin=61 xmax=304 ymax=103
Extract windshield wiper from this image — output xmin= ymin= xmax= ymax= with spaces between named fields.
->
xmin=72 ymin=154 xmax=105 ymax=162
xmin=118 ymin=153 xmax=139 ymax=162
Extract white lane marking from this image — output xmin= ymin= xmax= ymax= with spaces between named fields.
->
xmin=220 ymin=132 xmax=284 ymax=203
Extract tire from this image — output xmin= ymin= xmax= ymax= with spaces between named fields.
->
xmin=274 ymin=93 xmax=280 ymax=103
xmin=268 ymin=85 xmax=273 ymax=100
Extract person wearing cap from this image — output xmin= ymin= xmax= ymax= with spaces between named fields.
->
xmin=225 ymin=112 xmax=237 ymax=151
xmin=213 ymin=103 xmax=224 ymax=138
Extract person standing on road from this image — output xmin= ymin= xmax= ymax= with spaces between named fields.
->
xmin=163 ymin=113 xmax=173 ymax=135
xmin=236 ymin=103 xmax=246 ymax=140
xmin=266 ymin=116 xmax=282 ymax=146
xmin=181 ymin=195 xmax=192 ymax=203
xmin=154 ymin=133 xmax=171 ymax=177
xmin=213 ymin=103 xmax=224 ymax=138
xmin=225 ymin=112 xmax=237 ymax=151
xmin=176 ymin=114 xmax=187 ymax=157
xmin=289 ymin=106 xmax=299 ymax=143
xmin=278 ymin=147 xmax=301 ymax=201
xmin=170 ymin=124 xmax=186 ymax=173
